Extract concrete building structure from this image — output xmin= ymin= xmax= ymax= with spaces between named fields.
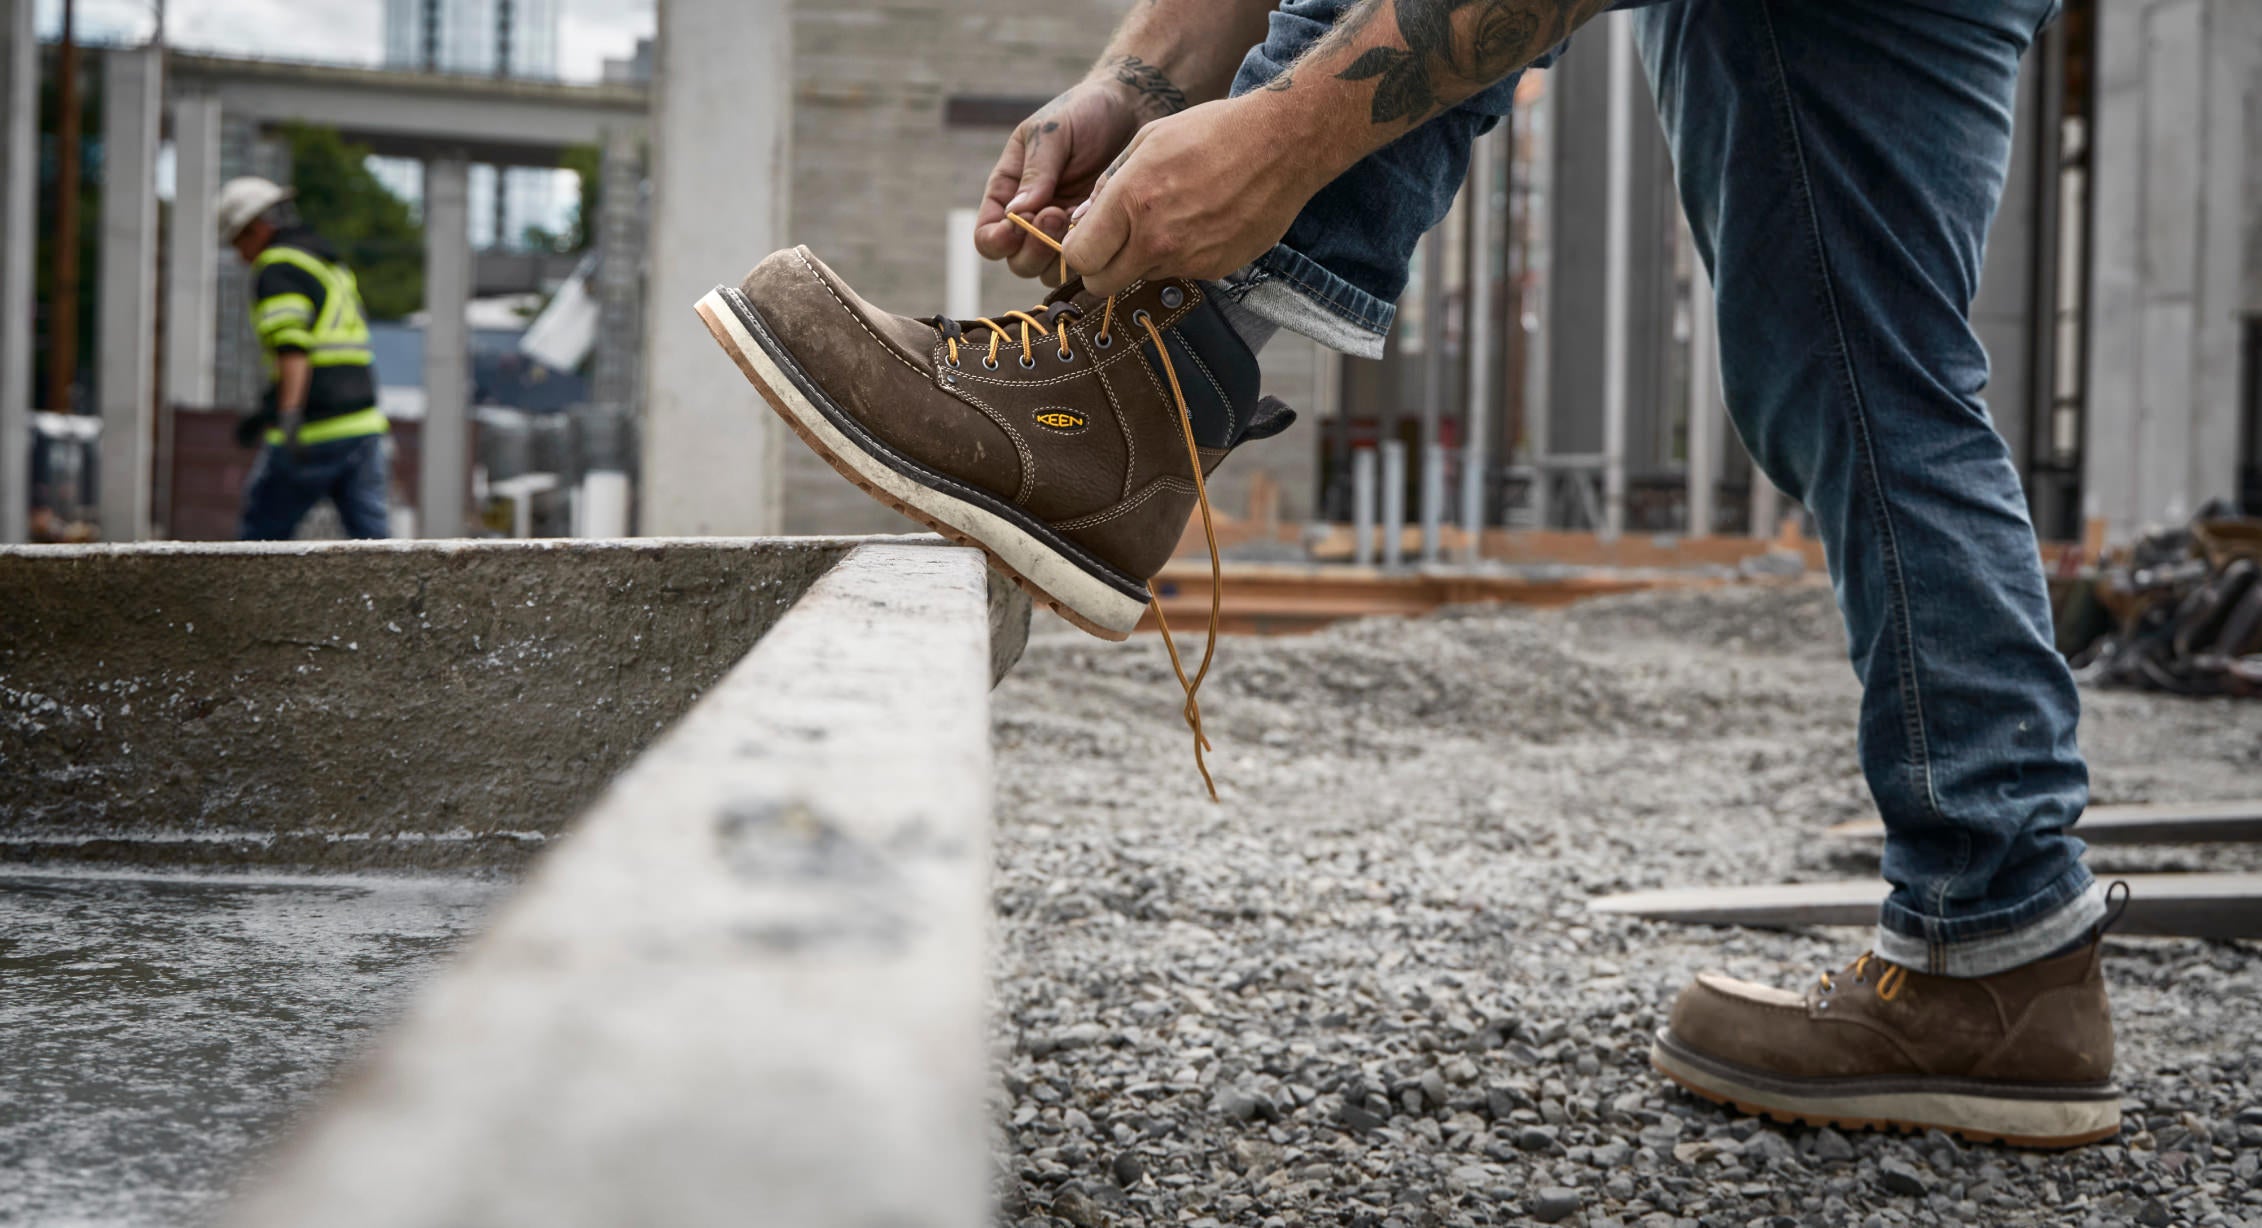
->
xmin=2085 ymin=0 xmax=2262 ymax=536
xmin=7 ymin=0 xmax=2259 ymax=546
xmin=155 ymin=53 xmax=645 ymax=539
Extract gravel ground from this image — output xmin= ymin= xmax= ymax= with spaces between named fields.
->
xmin=988 ymin=582 xmax=2262 ymax=1228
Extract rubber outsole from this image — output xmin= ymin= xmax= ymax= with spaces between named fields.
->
xmin=694 ymin=287 xmax=1148 ymax=641
xmin=1650 ymin=1033 xmax=2122 ymax=1150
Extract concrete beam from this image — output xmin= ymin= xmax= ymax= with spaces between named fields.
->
xmin=166 ymin=93 xmax=224 ymax=411
xmin=166 ymin=52 xmax=647 ymax=168
xmin=228 ymin=543 xmax=1003 ymax=1228
xmin=641 ymin=0 xmax=789 ymax=536
xmin=98 ymin=46 xmax=164 ymax=543
xmin=421 ymin=155 xmax=472 ymax=538
xmin=0 ymin=534 xmax=1030 ymax=874
xmin=0 ymin=0 xmax=35 ymax=542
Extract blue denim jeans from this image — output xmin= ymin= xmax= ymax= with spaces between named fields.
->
xmin=238 ymin=434 xmax=394 ymax=541
xmin=1230 ymin=0 xmax=2099 ymax=976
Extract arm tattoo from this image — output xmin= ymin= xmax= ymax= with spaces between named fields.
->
xmin=1106 ymin=54 xmax=1190 ymax=118
xmin=1332 ymin=0 xmax=1592 ymax=126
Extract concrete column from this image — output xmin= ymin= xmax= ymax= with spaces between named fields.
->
xmin=0 ymin=0 xmax=35 ymax=543
xmin=97 ymin=46 xmax=163 ymax=543
xmin=642 ymin=0 xmax=790 ymax=536
xmin=590 ymin=125 xmax=644 ymax=414
xmin=422 ymin=154 xmax=473 ymax=538
xmin=167 ymin=94 xmax=224 ymax=411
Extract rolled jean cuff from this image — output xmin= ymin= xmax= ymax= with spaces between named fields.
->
xmin=1874 ymin=869 xmax=2105 ymax=979
xmin=1224 ymin=244 xmax=1394 ymax=360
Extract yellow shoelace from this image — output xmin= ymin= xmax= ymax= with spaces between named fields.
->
xmin=1819 ymin=952 xmax=1908 ymax=1002
xmin=955 ymin=212 xmax=1221 ymax=801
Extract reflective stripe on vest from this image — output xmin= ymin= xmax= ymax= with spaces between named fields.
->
xmin=266 ymin=406 xmax=391 ymax=447
xmin=251 ymin=246 xmax=372 ymax=369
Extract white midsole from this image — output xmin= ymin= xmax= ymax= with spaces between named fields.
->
xmin=697 ymin=289 xmax=1148 ymax=637
xmin=1651 ymin=1039 xmax=2120 ymax=1142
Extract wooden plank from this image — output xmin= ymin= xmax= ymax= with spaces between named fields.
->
xmin=1589 ymin=873 xmax=2262 ymax=940
xmin=231 ymin=543 xmax=1000 ymax=1228
xmin=1824 ymin=799 xmax=2262 ymax=845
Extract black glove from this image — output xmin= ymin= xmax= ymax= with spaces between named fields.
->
xmin=234 ymin=406 xmax=278 ymax=449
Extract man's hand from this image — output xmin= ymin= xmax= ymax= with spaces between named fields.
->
xmin=278 ymin=408 xmax=307 ymax=460
xmin=973 ymin=78 xmax=1149 ymax=284
xmin=1061 ymin=97 xmax=1328 ymax=297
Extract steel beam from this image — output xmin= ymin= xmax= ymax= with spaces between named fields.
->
xmin=1590 ymin=874 xmax=2262 ymax=941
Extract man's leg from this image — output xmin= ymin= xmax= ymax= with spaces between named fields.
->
xmin=236 ymin=445 xmax=326 ymax=542
xmin=1636 ymin=0 xmax=2095 ymax=973
xmin=329 ymin=435 xmax=393 ymax=540
xmin=1217 ymin=0 xmax=1529 ymax=359
xmin=1637 ymin=0 xmax=2118 ymax=1146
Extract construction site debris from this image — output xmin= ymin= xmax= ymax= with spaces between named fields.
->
xmin=2063 ymin=507 xmax=2262 ymax=697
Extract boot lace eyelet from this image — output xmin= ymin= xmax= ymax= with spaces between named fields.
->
xmin=1095 ymin=333 xmax=1113 ymax=349
xmin=1056 ymin=348 xmax=1073 ymax=363
xmin=1019 ymin=354 xmax=1036 ymax=369
xmin=982 ymin=357 xmax=999 ymax=371
xmin=1132 ymin=309 xmax=1153 ymax=328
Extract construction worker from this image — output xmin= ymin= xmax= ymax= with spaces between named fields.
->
xmin=216 ymin=177 xmax=391 ymax=541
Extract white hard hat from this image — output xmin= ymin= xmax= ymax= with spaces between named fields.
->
xmin=215 ymin=176 xmax=294 ymax=244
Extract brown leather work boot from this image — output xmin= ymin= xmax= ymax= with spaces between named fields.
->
xmin=1652 ymin=944 xmax=2121 ymax=1148
xmin=695 ymin=247 xmax=1290 ymax=641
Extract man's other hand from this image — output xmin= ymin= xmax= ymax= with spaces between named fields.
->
xmin=975 ymin=79 xmax=1147 ymax=284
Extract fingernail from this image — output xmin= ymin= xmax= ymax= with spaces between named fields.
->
xmin=1070 ymin=200 xmax=1091 ymax=222
xmin=1007 ymin=193 xmax=1031 ymax=213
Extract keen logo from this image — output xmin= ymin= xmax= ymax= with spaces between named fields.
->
xmin=1034 ymin=410 xmax=1088 ymax=435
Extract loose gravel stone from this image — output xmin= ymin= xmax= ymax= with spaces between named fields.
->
xmin=988 ymin=586 xmax=2262 ymax=1227
xmin=1877 ymin=1159 xmax=1931 ymax=1198
xmin=1528 ymin=1187 xmax=1582 ymax=1222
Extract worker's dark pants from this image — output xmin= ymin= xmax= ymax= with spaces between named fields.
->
xmin=238 ymin=434 xmax=392 ymax=542
xmin=1224 ymin=0 xmax=2095 ymax=975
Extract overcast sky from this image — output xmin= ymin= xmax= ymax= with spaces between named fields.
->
xmin=37 ymin=0 xmax=656 ymax=82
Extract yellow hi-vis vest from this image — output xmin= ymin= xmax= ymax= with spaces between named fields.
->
xmin=251 ymin=244 xmax=387 ymax=445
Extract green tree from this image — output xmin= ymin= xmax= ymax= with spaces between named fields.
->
xmin=278 ymin=124 xmax=425 ymax=320
xmin=561 ymin=144 xmax=601 ymax=252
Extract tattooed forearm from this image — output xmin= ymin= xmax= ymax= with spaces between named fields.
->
xmin=1330 ymin=0 xmax=1602 ymax=126
xmin=1106 ymin=54 xmax=1191 ymax=118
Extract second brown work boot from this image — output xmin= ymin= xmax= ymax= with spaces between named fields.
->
xmin=1652 ymin=944 xmax=2121 ymax=1147
xmin=695 ymin=247 xmax=1291 ymax=641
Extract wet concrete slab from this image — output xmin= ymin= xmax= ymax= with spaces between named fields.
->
xmin=0 ymin=870 xmax=501 ymax=1227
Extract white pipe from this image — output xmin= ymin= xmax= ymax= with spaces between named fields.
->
xmin=1461 ymin=128 xmax=1498 ymax=561
xmin=1381 ymin=440 xmax=1406 ymax=570
xmin=1599 ymin=13 xmax=1633 ymax=542
xmin=946 ymin=206 xmax=980 ymax=322
xmin=1352 ymin=446 xmax=1378 ymax=566
xmin=1685 ymin=255 xmax=1720 ymax=537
